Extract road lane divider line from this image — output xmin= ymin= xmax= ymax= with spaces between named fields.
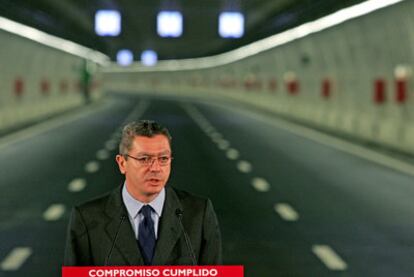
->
xmin=43 ymin=204 xmax=65 ymax=221
xmin=68 ymin=178 xmax=87 ymax=192
xmin=200 ymin=121 xmax=213 ymax=129
xmin=96 ymin=149 xmax=110 ymax=160
xmin=217 ymin=140 xmax=230 ymax=150
xmin=237 ymin=160 xmax=252 ymax=173
xmin=105 ymin=140 xmax=118 ymax=151
xmin=85 ymin=161 xmax=99 ymax=173
xmin=210 ymin=132 xmax=222 ymax=140
xmin=206 ymin=130 xmax=217 ymax=137
xmin=312 ymin=245 xmax=347 ymax=271
xmin=274 ymin=203 xmax=299 ymax=221
xmin=204 ymin=126 xmax=215 ymax=134
xmin=122 ymin=100 xmax=150 ymax=124
xmin=226 ymin=149 xmax=239 ymax=160
xmin=184 ymin=104 xmax=252 ymax=175
xmin=183 ymin=104 xmax=221 ymax=139
xmin=183 ymin=103 xmax=224 ymax=143
xmin=251 ymin=177 xmax=270 ymax=192
xmin=212 ymin=137 xmax=222 ymax=143
xmin=0 ymin=247 xmax=32 ymax=271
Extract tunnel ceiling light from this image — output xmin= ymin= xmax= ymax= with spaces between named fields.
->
xmin=95 ymin=10 xmax=121 ymax=36
xmin=0 ymin=16 xmax=109 ymax=65
xmin=157 ymin=11 xmax=183 ymax=37
xmin=116 ymin=49 xmax=133 ymax=66
xmin=103 ymin=0 xmax=404 ymax=72
xmin=141 ymin=50 xmax=158 ymax=66
xmin=219 ymin=12 xmax=244 ymax=38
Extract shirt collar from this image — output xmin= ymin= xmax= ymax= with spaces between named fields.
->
xmin=122 ymin=182 xmax=165 ymax=219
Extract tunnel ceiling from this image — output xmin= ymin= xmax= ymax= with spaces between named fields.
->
xmin=0 ymin=0 xmax=365 ymax=61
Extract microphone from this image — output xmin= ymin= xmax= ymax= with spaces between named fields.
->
xmin=105 ymin=214 xmax=127 ymax=266
xmin=175 ymin=209 xmax=197 ymax=265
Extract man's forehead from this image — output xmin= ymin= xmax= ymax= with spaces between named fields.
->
xmin=131 ymin=135 xmax=171 ymax=151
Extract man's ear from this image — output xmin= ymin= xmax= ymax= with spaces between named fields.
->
xmin=115 ymin=154 xmax=126 ymax=174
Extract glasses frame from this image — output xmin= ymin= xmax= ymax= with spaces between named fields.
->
xmin=124 ymin=154 xmax=173 ymax=167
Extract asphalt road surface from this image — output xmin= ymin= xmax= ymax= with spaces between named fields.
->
xmin=1 ymin=93 xmax=414 ymax=277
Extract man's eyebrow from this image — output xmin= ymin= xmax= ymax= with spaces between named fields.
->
xmin=135 ymin=150 xmax=171 ymax=156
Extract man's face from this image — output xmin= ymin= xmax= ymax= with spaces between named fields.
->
xmin=116 ymin=134 xmax=171 ymax=202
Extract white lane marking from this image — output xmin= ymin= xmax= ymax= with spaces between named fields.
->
xmin=96 ymin=149 xmax=110 ymax=160
xmin=206 ymin=130 xmax=218 ymax=137
xmin=210 ymin=132 xmax=222 ymax=140
xmin=204 ymin=126 xmax=215 ymax=134
xmin=85 ymin=161 xmax=99 ymax=173
xmin=312 ymin=245 xmax=347 ymax=271
xmin=217 ymin=140 xmax=230 ymax=150
xmin=182 ymin=104 xmax=221 ymax=140
xmin=43 ymin=204 xmax=65 ymax=221
xmin=0 ymin=247 xmax=32 ymax=271
xmin=68 ymin=178 xmax=86 ymax=192
xmin=226 ymin=148 xmax=239 ymax=160
xmin=122 ymin=100 xmax=150 ymax=123
xmin=251 ymin=177 xmax=270 ymax=192
xmin=195 ymin=117 xmax=206 ymax=125
xmin=105 ymin=140 xmax=118 ymax=151
xmin=274 ymin=203 xmax=299 ymax=221
xmin=200 ymin=122 xmax=212 ymax=130
xmin=212 ymin=136 xmax=224 ymax=144
xmin=237 ymin=160 xmax=252 ymax=173
xmin=183 ymin=104 xmax=231 ymax=153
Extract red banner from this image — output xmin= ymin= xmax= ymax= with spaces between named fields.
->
xmin=62 ymin=266 xmax=243 ymax=277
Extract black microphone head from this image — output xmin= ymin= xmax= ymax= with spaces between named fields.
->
xmin=175 ymin=209 xmax=183 ymax=217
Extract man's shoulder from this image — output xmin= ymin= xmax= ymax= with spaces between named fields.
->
xmin=169 ymin=186 xmax=210 ymax=210
xmin=170 ymin=186 xmax=205 ymax=200
xmin=74 ymin=187 xmax=120 ymax=215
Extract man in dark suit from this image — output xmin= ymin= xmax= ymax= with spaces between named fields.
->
xmin=64 ymin=120 xmax=222 ymax=266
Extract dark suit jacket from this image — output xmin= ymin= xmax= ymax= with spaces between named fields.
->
xmin=64 ymin=185 xmax=222 ymax=265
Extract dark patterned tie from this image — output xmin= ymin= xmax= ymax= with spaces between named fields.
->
xmin=138 ymin=205 xmax=156 ymax=265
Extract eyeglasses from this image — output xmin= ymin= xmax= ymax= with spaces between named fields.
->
xmin=124 ymin=154 xmax=173 ymax=166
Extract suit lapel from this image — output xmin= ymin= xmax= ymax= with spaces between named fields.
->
xmin=104 ymin=186 xmax=144 ymax=265
xmin=152 ymin=186 xmax=183 ymax=265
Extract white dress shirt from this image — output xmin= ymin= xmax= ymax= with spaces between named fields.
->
xmin=122 ymin=183 xmax=165 ymax=240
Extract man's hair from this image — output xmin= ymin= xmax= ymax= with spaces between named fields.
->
xmin=119 ymin=120 xmax=172 ymax=155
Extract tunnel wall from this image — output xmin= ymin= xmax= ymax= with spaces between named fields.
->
xmin=103 ymin=0 xmax=414 ymax=154
xmin=0 ymin=28 xmax=102 ymax=132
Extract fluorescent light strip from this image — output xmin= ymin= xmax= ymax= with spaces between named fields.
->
xmin=103 ymin=0 xmax=404 ymax=72
xmin=0 ymin=16 xmax=109 ymax=65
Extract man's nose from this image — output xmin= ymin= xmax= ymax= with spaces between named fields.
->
xmin=148 ymin=158 xmax=162 ymax=171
